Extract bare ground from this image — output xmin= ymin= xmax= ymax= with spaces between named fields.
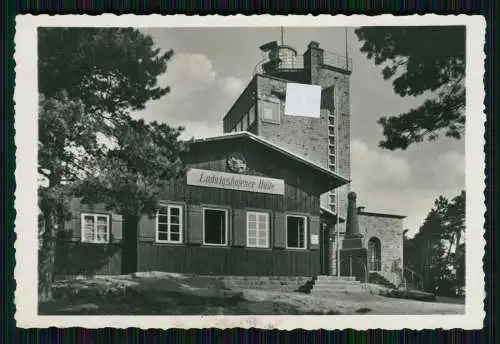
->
xmin=39 ymin=272 xmax=465 ymax=315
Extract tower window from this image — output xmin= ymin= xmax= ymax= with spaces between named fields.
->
xmin=260 ymin=101 xmax=280 ymax=124
xmin=242 ymin=113 xmax=249 ymax=131
xmin=248 ymin=105 xmax=256 ymax=127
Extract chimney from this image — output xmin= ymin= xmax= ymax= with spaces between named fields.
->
xmin=308 ymin=41 xmax=320 ymax=49
xmin=345 ymin=191 xmax=361 ymax=238
xmin=303 ymin=41 xmax=324 ymax=84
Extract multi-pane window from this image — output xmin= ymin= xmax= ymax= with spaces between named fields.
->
xmin=247 ymin=212 xmax=269 ymax=248
xmin=156 ymin=204 xmax=183 ymax=243
xmin=248 ymin=105 xmax=256 ymax=127
xmin=242 ymin=113 xmax=249 ymax=131
xmin=368 ymin=237 xmax=382 ymax=271
xmin=81 ymin=213 xmax=110 ymax=243
xmin=286 ymin=215 xmax=307 ymax=249
xmin=203 ymin=208 xmax=228 ymax=246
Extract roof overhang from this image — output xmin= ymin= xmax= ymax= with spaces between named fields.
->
xmin=320 ymin=206 xmax=346 ymax=224
xmin=190 ymin=131 xmax=350 ymax=191
xmin=357 ymin=211 xmax=406 ymax=219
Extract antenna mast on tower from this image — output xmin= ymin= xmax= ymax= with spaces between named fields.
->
xmin=280 ymin=26 xmax=284 ymax=46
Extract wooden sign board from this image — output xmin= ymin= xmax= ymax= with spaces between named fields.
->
xmin=187 ymin=168 xmax=285 ymax=195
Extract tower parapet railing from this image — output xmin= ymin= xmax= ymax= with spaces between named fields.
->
xmin=253 ymin=50 xmax=352 ymax=75
xmin=323 ymin=51 xmax=353 ymax=72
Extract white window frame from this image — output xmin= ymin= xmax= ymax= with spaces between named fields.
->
xmin=246 ymin=211 xmax=270 ymax=248
xmin=285 ymin=214 xmax=308 ymax=250
xmin=156 ymin=204 xmax=184 ymax=244
xmin=81 ymin=213 xmax=110 ymax=244
xmin=202 ymin=207 xmax=229 ymax=246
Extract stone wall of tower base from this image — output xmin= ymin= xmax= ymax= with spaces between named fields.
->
xmin=330 ymin=213 xmax=404 ymax=286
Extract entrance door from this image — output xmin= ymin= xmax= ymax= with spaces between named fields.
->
xmin=319 ymin=223 xmax=331 ymax=275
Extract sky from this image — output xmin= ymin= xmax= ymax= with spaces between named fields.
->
xmin=133 ymin=27 xmax=465 ymax=237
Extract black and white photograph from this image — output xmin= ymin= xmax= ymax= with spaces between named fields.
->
xmin=14 ymin=15 xmax=485 ymax=329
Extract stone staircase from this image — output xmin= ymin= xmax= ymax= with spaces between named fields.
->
xmin=298 ymin=275 xmax=367 ymax=295
xmin=211 ymin=275 xmax=367 ymax=295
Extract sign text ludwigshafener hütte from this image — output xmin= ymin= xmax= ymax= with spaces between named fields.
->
xmin=186 ymin=168 xmax=285 ymax=195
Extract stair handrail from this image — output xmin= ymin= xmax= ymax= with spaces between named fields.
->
xmin=355 ymin=257 xmax=368 ymax=288
xmin=402 ymin=266 xmax=424 ymax=291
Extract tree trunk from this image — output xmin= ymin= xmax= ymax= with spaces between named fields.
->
xmin=454 ymin=231 xmax=463 ymax=274
xmin=38 ymin=212 xmax=57 ymax=302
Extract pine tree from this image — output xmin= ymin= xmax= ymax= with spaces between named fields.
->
xmin=355 ymin=26 xmax=465 ymax=150
xmin=38 ymin=28 xmax=173 ymax=301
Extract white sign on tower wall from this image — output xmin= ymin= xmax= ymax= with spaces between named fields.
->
xmin=284 ymin=82 xmax=322 ymax=118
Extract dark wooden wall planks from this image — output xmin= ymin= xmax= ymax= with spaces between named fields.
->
xmin=137 ymin=243 xmax=320 ymax=277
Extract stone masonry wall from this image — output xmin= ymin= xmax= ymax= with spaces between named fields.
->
xmin=256 ymin=75 xmax=329 ymax=168
xmin=331 ymin=214 xmax=404 ymax=281
xmin=358 ymin=214 xmax=405 ymax=285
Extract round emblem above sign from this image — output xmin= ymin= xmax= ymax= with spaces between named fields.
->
xmin=226 ymin=152 xmax=247 ymax=174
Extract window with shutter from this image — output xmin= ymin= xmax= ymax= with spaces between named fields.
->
xmin=203 ymin=208 xmax=228 ymax=246
xmin=81 ymin=213 xmax=110 ymax=244
xmin=246 ymin=211 xmax=269 ymax=248
xmin=286 ymin=215 xmax=308 ymax=249
xmin=156 ymin=204 xmax=184 ymax=244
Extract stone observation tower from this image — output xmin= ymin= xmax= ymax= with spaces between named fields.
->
xmin=224 ymin=39 xmax=352 ymax=222
xmin=222 ymin=35 xmax=406 ymax=281
xmin=222 ymin=36 xmax=352 ymax=275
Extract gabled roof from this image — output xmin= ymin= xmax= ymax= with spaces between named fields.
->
xmin=191 ymin=131 xmax=350 ymax=190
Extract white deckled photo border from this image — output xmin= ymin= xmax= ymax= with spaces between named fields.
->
xmin=14 ymin=14 xmax=486 ymax=330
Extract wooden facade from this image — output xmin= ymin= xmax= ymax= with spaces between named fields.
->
xmin=55 ymin=133 xmax=348 ymax=277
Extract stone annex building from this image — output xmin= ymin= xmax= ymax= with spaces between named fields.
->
xmin=55 ymin=40 xmax=406 ymax=286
